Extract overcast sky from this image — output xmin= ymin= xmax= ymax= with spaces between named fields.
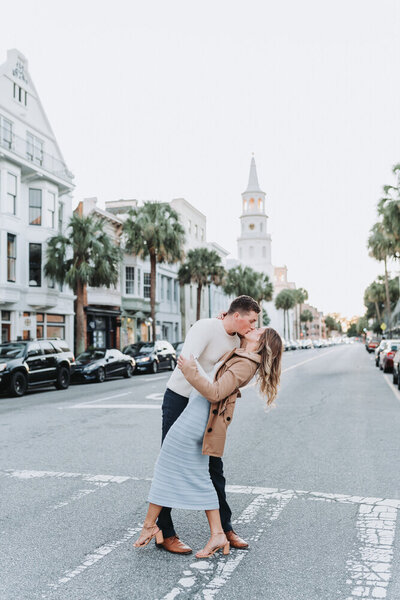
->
xmin=2 ymin=0 xmax=400 ymax=318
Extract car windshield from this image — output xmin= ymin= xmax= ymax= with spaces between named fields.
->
xmin=77 ymin=349 xmax=105 ymax=362
xmin=0 ymin=343 xmax=26 ymax=359
xmin=140 ymin=344 xmax=155 ymax=353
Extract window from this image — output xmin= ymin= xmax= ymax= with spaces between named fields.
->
xmin=260 ymin=222 xmax=263 ymax=232
xmin=29 ymin=243 xmax=42 ymax=287
xmin=29 ymin=189 xmax=42 ymax=225
xmin=160 ymin=276 xmax=165 ymax=301
xmin=40 ymin=341 xmax=55 ymax=354
xmin=195 ymin=224 xmax=198 ymax=238
xmin=13 ymin=83 xmax=27 ymax=106
xmin=26 ymin=132 xmax=43 ymax=166
xmin=48 ymin=192 xmax=55 ymax=228
xmin=188 ymin=219 xmax=192 ymax=233
xmin=0 ymin=116 xmax=13 ymax=149
xmin=249 ymin=198 xmax=255 ymax=210
xmin=6 ymin=173 xmax=17 ymax=215
xmin=137 ymin=268 xmax=141 ymax=295
xmin=174 ymin=280 xmax=178 ymax=302
xmin=258 ymin=198 xmax=263 ymax=210
xmin=125 ymin=267 xmax=135 ymax=294
xmin=46 ymin=314 xmax=65 ymax=339
xmin=7 ymin=234 xmax=16 ymax=282
xmin=166 ymin=278 xmax=171 ymax=301
xmin=201 ymin=228 xmax=204 ymax=241
xmin=249 ymin=246 xmax=254 ymax=258
xmin=144 ymin=272 xmax=151 ymax=298
xmin=262 ymin=246 xmax=266 ymax=258
xmin=58 ymin=202 xmax=64 ymax=233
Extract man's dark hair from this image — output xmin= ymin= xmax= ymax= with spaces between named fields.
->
xmin=227 ymin=295 xmax=260 ymax=315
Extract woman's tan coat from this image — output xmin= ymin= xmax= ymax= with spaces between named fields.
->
xmin=179 ymin=347 xmax=261 ymax=458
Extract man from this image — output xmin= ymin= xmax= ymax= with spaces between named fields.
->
xmin=156 ymin=295 xmax=260 ymax=554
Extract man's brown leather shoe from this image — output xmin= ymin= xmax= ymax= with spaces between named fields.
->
xmin=225 ymin=530 xmax=249 ymax=549
xmin=156 ymin=535 xmax=192 ymax=554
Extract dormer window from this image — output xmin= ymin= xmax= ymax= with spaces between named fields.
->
xmin=26 ymin=132 xmax=43 ymax=166
xmin=13 ymin=83 xmax=27 ymax=106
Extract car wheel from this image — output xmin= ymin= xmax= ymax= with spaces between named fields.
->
xmin=10 ymin=371 xmax=28 ymax=397
xmin=375 ymin=359 xmax=379 ymax=367
xmin=393 ymin=371 xmax=398 ymax=385
xmin=151 ymin=361 xmax=158 ymax=374
xmin=55 ymin=366 xmax=70 ymax=390
xmin=169 ymin=358 xmax=176 ymax=370
xmin=124 ymin=364 xmax=133 ymax=378
xmin=398 ymin=374 xmax=400 ymax=390
xmin=96 ymin=367 xmax=106 ymax=383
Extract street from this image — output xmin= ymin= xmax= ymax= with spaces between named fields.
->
xmin=1 ymin=343 xmax=400 ymax=600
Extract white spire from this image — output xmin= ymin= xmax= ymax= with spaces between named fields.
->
xmin=245 ymin=155 xmax=262 ymax=193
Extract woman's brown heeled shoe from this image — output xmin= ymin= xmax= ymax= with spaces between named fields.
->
xmin=133 ymin=525 xmax=164 ymax=548
xmin=195 ymin=533 xmax=230 ymax=559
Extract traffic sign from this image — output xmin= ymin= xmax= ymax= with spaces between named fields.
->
xmin=381 ymin=323 xmax=387 ymax=331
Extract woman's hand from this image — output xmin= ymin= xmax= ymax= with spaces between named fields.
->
xmin=177 ymin=354 xmax=195 ymax=371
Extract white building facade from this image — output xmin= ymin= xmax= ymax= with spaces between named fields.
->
xmin=0 ymin=49 xmax=74 ymax=346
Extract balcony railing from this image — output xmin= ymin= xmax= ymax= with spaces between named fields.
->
xmin=0 ymin=128 xmax=74 ymax=184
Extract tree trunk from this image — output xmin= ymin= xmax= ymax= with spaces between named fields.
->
xmin=75 ymin=279 xmax=86 ymax=356
xmin=196 ymin=284 xmax=202 ymax=321
xmin=374 ymin=301 xmax=381 ymax=323
xmin=283 ymin=309 xmax=286 ymax=338
xmin=383 ymin=257 xmax=391 ymax=322
xmin=287 ymin=309 xmax=291 ymax=339
xmin=150 ymin=252 xmax=157 ymax=342
xmin=299 ymin=303 xmax=303 ymax=337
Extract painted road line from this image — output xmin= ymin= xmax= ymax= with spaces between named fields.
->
xmin=345 ymin=502 xmax=398 ymax=600
xmin=382 ymin=372 xmax=400 ymax=406
xmin=0 ymin=469 xmax=144 ymax=483
xmin=59 ymin=403 xmax=161 ymax=409
xmin=159 ymin=491 xmax=294 ymax=600
xmin=5 ymin=469 xmax=399 ymax=598
xmin=57 ymin=391 xmax=133 ymax=409
xmin=42 ymin=525 xmax=143 ymax=598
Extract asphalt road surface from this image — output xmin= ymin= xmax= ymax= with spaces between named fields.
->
xmin=1 ymin=343 xmax=400 ymax=600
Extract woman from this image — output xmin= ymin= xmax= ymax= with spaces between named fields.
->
xmin=133 ymin=327 xmax=283 ymax=558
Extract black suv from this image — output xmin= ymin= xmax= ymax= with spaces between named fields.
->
xmin=0 ymin=339 xmax=75 ymax=397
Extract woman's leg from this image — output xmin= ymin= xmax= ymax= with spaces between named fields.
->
xmin=195 ymin=509 xmax=229 ymax=558
xmin=133 ymin=503 xmax=164 ymax=547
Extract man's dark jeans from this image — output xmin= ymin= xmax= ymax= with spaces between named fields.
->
xmin=156 ymin=387 xmax=233 ymax=539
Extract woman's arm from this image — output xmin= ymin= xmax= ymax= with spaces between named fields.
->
xmin=177 ymin=354 xmax=256 ymax=404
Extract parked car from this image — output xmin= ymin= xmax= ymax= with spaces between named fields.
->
xmin=122 ymin=342 xmax=145 ymax=357
xmin=0 ymin=339 xmax=74 ymax=397
xmin=172 ymin=341 xmax=184 ymax=360
xmin=127 ymin=340 xmax=176 ymax=374
xmin=72 ymin=348 xmax=135 ymax=383
xmin=367 ymin=338 xmax=380 ymax=353
xmin=392 ymin=349 xmax=400 ymax=385
xmin=379 ymin=342 xmax=399 ymax=373
xmin=375 ymin=340 xmax=389 ymax=367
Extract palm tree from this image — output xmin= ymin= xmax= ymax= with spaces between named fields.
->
xmin=368 ymin=222 xmax=395 ymax=322
xmin=364 ymin=281 xmax=385 ymax=323
xmin=378 ymin=163 xmax=400 ymax=258
xmin=178 ymin=248 xmax=225 ymax=321
xmin=44 ymin=213 xmax=121 ymax=355
xmin=223 ymin=265 xmax=273 ymax=324
xmin=293 ymin=287 xmax=308 ymax=338
xmin=123 ymin=202 xmax=185 ymax=341
xmin=275 ymin=289 xmax=296 ymax=339
xmin=324 ymin=315 xmax=338 ymax=338
xmin=300 ymin=309 xmax=313 ymax=336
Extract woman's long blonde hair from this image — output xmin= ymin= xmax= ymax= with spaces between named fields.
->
xmin=255 ymin=327 xmax=283 ymax=406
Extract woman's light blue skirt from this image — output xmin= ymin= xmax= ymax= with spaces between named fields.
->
xmin=147 ymin=391 xmax=219 ymax=510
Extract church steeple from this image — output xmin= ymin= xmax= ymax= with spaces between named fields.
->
xmin=244 ymin=155 xmax=263 ymax=194
xmin=237 ymin=155 xmax=273 ymax=279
